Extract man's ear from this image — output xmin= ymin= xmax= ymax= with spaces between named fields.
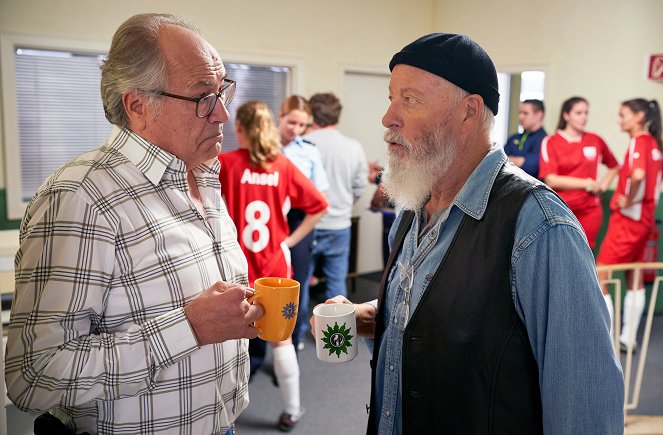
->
xmin=460 ymin=94 xmax=484 ymax=132
xmin=123 ymin=91 xmax=148 ymax=132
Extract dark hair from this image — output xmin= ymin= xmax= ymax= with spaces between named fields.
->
xmin=309 ymin=93 xmax=342 ymax=127
xmin=622 ymin=98 xmax=663 ymax=150
xmin=279 ymin=95 xmax=310 ymax=117
xmin=522 ymin=99 xmax=544 ymax=113
xmin=556 ymin=96 xmax=588 ymax=130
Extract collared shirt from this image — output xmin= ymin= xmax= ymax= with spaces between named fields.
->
xmin=374 ymin=147 xmax=624 ymax=434
xmin=6 ymin=126 xmax=250 ymax=435
xmin=281 ymin=136 xmax=329 ymax=192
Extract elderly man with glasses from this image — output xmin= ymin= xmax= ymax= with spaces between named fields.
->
xmin=5 ymin=13 xmax=262 ymax=435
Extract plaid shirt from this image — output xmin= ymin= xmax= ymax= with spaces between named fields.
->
xmin=5 ymin=126 xmax=250 ymax=434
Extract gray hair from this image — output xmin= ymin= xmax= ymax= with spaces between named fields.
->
xmin=100 ymin=13 xmax=199 ymax=128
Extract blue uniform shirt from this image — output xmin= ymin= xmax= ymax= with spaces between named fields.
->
xmin=503 ymin=127 xmax=547 ymax=178
xmin=281 ymin=136 xmax=329 ymax=192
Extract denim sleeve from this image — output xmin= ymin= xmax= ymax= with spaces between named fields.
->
xmin=511 ymin=191 xmax=624 ymax=435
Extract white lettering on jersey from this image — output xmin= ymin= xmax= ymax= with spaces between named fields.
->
xmin=240 ymin=169 xmax=280 ymax=186
xmin=243 ymin=200 xmax=270 ymax=253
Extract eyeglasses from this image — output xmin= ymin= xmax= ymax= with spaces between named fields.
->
xmin=157 ymin=78 xmax=236 ymax=118
xmin=394 ymin=261 xmax=414 ymax=331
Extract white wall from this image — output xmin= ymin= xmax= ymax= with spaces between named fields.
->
xmin=0 ymin=0 xmax=433 ymax=192
xmin=1 ymin=0 xmax=662 ymax=272
xmin=433 ymin=0 xmax=663 ymax=159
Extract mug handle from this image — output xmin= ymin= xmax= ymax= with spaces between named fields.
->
xmin=246 ymin=291 xmax=260 ymax=304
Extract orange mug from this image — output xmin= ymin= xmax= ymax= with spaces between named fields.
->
xmin=247 ymin=277 xmax=300 ymax=342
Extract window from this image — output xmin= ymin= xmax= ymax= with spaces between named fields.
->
xmin=492 ymin=69 xmax=546 ymax=146
xmin=14 ymin=48 xmax=111 ymax=204
xmin=1 ymin=34 xmax=294 ymax=219
xmin=221 ymin=64 xmax=290 ymax=153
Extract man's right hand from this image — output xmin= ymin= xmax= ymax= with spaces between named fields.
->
xmin=184 ymin=281 xmax=264 ymax=345
xmin=309 ymin=295 xmax=377 ymax=338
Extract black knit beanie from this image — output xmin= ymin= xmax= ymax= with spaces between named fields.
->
xmin=389 ymin=33 xmax=500 ymax=115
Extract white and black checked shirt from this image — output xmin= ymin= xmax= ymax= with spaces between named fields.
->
xmin=5 ymin=126 xmax=250 ymax=434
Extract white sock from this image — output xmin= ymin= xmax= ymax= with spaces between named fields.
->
xmin=273 ymin=344 xmax=300 ymax=416
xmin=603 ymin=293 xmax=614 ymax=336
xmin=620 ymin=289 xmax=646 ymax=346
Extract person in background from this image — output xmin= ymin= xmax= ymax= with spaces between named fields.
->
xmin=279 ymin=95 xmax=329 ymax=351
xmin=503 ymin=99 xmax=546 ymax=178
xmin=219 ymin=101 xmax=327 ymax=431
xmin=316 ymin=32 xmax=623 ymax=434
xmin=597 ymin=98 xmax=662 ymax=352
xmin=539 ymin=96 xmax=619 ymax=249
xmin=5 ymin=13 xmax=263 ymax=435
xmin=304 ymin=93 xmax=368 ymax=299
xmin=368 ymin=161 xmax=396 ymax=267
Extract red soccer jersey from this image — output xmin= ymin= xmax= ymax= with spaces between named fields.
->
xmin=610 ymin=132 xmax=662 ymax=226
xmin=539 ymin=132 xmax=619 ymax=210
xmin=219 ymin=150 xmax=327 ymax=286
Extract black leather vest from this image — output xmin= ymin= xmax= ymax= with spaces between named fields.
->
xmin=368 ymin=166 xmax=544 ymax=435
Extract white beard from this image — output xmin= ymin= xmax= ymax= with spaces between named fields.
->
xmin=381 ymin=121 xmax=458 ymax=211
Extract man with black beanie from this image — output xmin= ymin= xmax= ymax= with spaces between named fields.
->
xmin=318 ymin=33 xmax=624 ymax=434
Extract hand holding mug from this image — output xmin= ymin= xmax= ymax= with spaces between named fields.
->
xmin=247 ymin=277 xmax=300 ymax=342
xmin=310 ymin=295 xmax=377 ymax=338
xmin=184 ymin=281 xmax=263 ymax=345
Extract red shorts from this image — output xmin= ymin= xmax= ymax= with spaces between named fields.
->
xmin=596 ymin=212 xmax=650 ymax=265
xmin=571 ymin=203 xmax=603 ymax=249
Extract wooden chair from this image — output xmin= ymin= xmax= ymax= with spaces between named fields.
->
xmin=596 ymin=262 xmax=662 ymax=417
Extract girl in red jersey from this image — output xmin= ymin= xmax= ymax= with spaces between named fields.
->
xmin=219 ymin=102 xmax=328 ymax=431
xmin=597 ymin=99 xmax=662 ymax=352
xmin=539 ymin=96 xmax=619 ymax=249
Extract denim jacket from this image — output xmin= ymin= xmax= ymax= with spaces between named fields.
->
xmin=374 ymin=147 xmax=624 ymax=435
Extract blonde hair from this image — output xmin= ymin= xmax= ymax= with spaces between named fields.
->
xmin=236 ymin=102 xmax=281 ymax=168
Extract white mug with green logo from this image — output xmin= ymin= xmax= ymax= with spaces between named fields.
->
xmin=313 ymin=303 xmax=358 ymax=363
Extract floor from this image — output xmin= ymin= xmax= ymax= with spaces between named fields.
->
xmin=235 ymin=274 xmax=663 ymax=434
xmin=5 ymin=274 xmax=663 ymax=434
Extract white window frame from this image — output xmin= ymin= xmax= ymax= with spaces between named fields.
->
xmin=1 ymin=33 xmax=303 ymax=220
xmin=1 ymin=34 xmax=109 ymax=220
xmin=494 ymin=63 xmax=548 ymax=147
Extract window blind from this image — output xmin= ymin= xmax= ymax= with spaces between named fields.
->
xmin=14 ymin=47 xmax=290 ymax=202
xmin=221 ymin=64 xmax=290 ymax=153
xmin=15 ymin=48 xmax=110 ymax=201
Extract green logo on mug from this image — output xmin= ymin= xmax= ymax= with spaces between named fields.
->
xmin=321 ymin=322 xmax=353 ymax=357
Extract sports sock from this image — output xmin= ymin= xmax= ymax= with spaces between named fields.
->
xmin=273 ymin=344 xmax=301 ymax=416
xmin=603 ymin=293 xmax=614 ymax=336
xmin=620 ymin=289 xmax=646 ymax=346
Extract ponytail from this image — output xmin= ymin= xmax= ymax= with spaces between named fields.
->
xmin=647 ymin=100 xmax=662 ymax=150
xmin=622 ymin=98 xmax=663 ymax=150
xmin=235 ymin=101 xmax=281 ymax=168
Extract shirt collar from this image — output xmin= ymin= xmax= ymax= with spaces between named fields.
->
xmin=291 ymin=136 xmax=306 ymax=147
xmin=108 ymin=126 xmax=220 ymax=186
xmin=452 ymin=147 xmax=507 ymax=220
